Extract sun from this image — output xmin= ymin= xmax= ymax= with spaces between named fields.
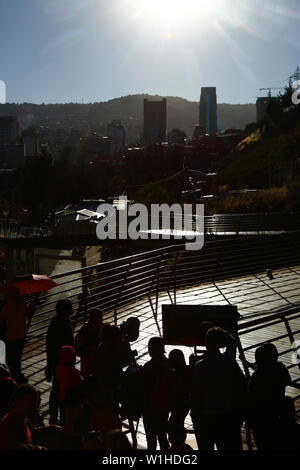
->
xmin=131 ymin=0 xmax=227 ymax=36
xmin=136 ymin=0 xmax=200 ymax=24
xmin=142 ymin=0 xmax=191 ymax=21
xmin=132 ymin=0 xmax=205 ymax=30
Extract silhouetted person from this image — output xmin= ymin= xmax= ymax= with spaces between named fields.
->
xmin=140 ymin=337 xmax=172 ymax=451
xmin=45 ymin=299 xmax=74 ymax=424
xmin=88 ymin=325 xmax=124 ymax=388
xmin=119 ymin=361 xmax=143 ymax=422
xmin=276 ymin=397 xmax=300 ymax=450
xmin=0 ymin=384 xmax=44 ymax=450
xmin=266 ymin=269 xmax=274 ymax=280
xmin=119 ymin=316 xmax=140 ymax=364
xmin=89 ymin=324 xmax=136 ymax=388
xmin=120 ymin=317 xmax=140 ymax=343
xmin=248 ymin=342 xmax=292 ymax=450
xmin=62 ymin=386 xmax=86 ymax=449
xmin=103 ymin=429 xmax=132 ymax=450
xmin=0 ymin=376 xmax=18 ymax=420
xmin=0 ymin=285 xmax=35 ymax=383
xmin=0 ymin=365 xmax=43 ymax=427
xmin=88 ymin=324 xmax=136 ymax=421
xmin=55 ymin=346 xmax=82 ymax=426
xmin=74 ymin=308 xmax=104 ymax=378
xmin=82 ymin=375 xmax=119 ymax=434
xmin=82 ymin=431 xmax=104 ymax=450
xmin=168 ymin=349 xmax=191 ymax=431
xmin=168 ymin=424 xmax=194 ymax=451
xmin=191 ymin=327 xmax=247 ymax=451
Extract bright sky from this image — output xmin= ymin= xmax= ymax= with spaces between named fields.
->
xmin=1 ymin=0 xmax=299 ymax=104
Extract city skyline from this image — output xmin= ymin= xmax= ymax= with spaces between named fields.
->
xmin=1 ymin=0 xmax=300 ymax=105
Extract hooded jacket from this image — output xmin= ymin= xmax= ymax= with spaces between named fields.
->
xmin=55 ymin=346 xmax=82 ymax=402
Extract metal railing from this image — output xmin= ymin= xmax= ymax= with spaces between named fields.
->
xmin=238 ymin=307 xmax=300 ymax=401
xmin=19 ymin=230 xmax=300 ymax=421
xmin=0 ymin=220 xmax=51 ymax=239
xmin=1 ymin=212 xmax=300 ymax=240
xmin=203 ymin=212 xmax=300 ymax=234
xmin=27 ymin=232 xmax=300 ymax=334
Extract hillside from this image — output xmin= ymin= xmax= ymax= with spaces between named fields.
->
xmin=0 ymin=94 xmax=255 ymax=142
xmin=218 ymin=122 xmax=300 ymax=189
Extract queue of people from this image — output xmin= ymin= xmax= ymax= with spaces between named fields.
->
xmin=0 ymin=291 xmax=299 ymax=451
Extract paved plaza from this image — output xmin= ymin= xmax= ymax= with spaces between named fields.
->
xmin=17 ymin=262 xmax=300 ymax=450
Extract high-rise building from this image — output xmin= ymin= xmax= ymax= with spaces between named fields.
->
xmin=143 ymin=98 xmax=167 ymax=146
xmin=199 ymin=87 xmax=217 ymax=135
xmin=107 ymin=120 xmax=126 ymax=155
xmin=23 ymin=134 xmax=39 ymax=156
xmin=0 ymin=116 xmax=19 ymax=147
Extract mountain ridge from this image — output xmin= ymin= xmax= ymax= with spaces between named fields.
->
xmin=0 ymin=94 xmax=256 ymax=142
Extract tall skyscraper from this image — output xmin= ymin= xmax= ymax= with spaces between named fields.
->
xmin=199 ymin=87 xmax=217 ymax=135
xmin=0 ymin=116 xmax=19 ymax=147
xmin=143 ymin=98 xmax=167 ymax=146
xmin=23 ymin=134 xmax=39 ymax=156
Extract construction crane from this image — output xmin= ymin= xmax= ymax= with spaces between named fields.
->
xmin=259 ymin=87 xmax=283 ymax=98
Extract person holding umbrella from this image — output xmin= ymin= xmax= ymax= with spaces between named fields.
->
xmin=0 ymin=285 xmax=36 ymax=383
xmin=0 ymin=274 xmax=57 ymax=384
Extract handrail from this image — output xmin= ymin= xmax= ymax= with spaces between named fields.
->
xmin=24 ymin=234 xmax=300 ymax=392
xmin=1 ymin=212 xmax=300 ymax=241
xmin=21 ymin=230 xmax=299 ymax=415
xmin=26 ymin=232 xmax=300 ymax=330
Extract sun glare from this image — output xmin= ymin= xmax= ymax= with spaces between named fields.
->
xmin=135 ymin=0 xmax=202 ymax=24
xmin=131 ymin=0 xmax=231 ymax=36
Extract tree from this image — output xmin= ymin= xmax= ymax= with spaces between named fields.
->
xmin=133 ymin=182 xmax=177 ymax=207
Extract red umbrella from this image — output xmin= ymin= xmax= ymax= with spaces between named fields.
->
xmin=2 ymin=274 xmax=58 ymax=295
